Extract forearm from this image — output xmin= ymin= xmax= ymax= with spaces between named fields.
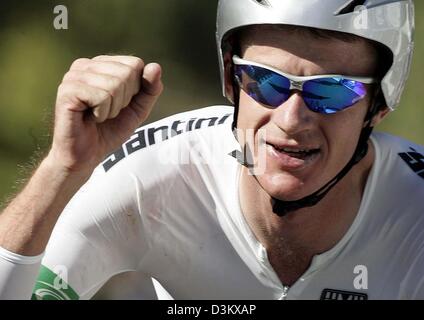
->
xmin=0 ymin=153 xmax=92 ymax=256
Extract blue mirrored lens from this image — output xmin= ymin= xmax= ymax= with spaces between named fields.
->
xmin=236 ymin=65 xmax=290 ymax=108
xmin=235 ymin=64 xmax=368 ymax=114
xmin=303 ymin=77 xmax=367 ymax=114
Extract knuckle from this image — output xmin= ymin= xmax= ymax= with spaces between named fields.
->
xmin=57 ymin=83 xmax=66 ymax=95
xmin=108 ymin=85 xmax=121 ymax=99
xmin=123 ymin=57 xmax=144 ymax=75
xmin=57 ymin=81 xmax=73 ymax=94
xmin=70 ymin=58 xmax=90 ymax=70
xmin=92 ymin=55 xmax=109 ymax=61
xmin=116 ymin=65 xmax=134 ymax=85
xmin=131 ymin=57 xmax=145 ymax=70
xmin=62 ymin=70 xmax=80 ymax=82
xmin=122 ymin=64 xmax=134 ymax=78
xmin=106 ymin=75 xmax=121 ymax=90
xmin=99 ymin=90 xmax=113 ymax=106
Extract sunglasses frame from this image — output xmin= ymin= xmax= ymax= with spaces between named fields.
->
xmin=232 ymin=55 xmax=377 ymax=111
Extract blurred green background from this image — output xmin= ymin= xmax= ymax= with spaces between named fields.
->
xmin=0 ymin=0 xmax=422 ymax=204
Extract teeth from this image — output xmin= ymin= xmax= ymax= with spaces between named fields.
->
xmin=276 ymin=147 xmax=310 ymax=153
xmin=268 ymin=143 xmax=319 ymax=154
xmin=282 ymin=148 xmax=308 ymax=153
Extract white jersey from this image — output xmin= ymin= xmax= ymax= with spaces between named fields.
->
xmin=1 ymin=105 xmax=424 ymax=300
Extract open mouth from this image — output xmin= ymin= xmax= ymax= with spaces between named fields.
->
xmin=266 ymin=142 xmax=321 ymax=170
xmin=267 ymin=143 xmax=321 ymax=161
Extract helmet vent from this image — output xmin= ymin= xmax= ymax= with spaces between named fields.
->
xmin=336 ymin=0 xmax=367 ymax=15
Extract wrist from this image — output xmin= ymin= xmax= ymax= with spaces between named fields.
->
xmin=44 ymin=149 xmax=95 ymax=181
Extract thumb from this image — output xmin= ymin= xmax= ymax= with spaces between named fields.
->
xmin=130 ymin=62 xmax=163 ymax=123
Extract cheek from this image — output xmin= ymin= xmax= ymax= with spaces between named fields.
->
xmin=236 ymin=94 xmax=272 ymax=142
xmin=323 ymin=107 xmax=366 ymax=164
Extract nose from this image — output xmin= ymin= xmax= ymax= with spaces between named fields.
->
xmin=272 ymin=91 xmax=316 ymax=136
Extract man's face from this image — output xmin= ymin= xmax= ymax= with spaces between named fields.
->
xmin=232 ymin=27 xmax=385 ymax=201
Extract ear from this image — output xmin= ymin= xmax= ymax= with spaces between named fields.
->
xmin=371 ymin=107 xmax=390 ymax=127
xmin=223 ymin=51 xmax=235 ymax=103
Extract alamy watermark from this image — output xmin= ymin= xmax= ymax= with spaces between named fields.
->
xmin=353 ymin=264 xmax=368 ymax=290
xmin=156 ymin=128 xmax=268 ymax=175
xmin=53 ymin=264 xmax=69 ymax=290
xmin=53 ymin=5 xmax=68 ymax=30
xmin=352 ymin=5 xmax=403 ymax=30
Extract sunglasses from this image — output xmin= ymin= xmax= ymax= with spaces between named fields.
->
xmin=233 ymin=55 xmax=376 ymax=114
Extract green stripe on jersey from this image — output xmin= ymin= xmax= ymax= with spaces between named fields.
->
xmin=31 ymin=265 xmax=79 ymax=300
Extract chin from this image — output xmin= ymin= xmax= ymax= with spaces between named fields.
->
xmin=256 ymin=170 xmax=309 ymax=201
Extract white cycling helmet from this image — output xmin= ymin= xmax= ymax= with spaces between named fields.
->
xmin=216 ymin=0 xmax=415 ymax=110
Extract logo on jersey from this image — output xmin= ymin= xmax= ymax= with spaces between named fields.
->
xmin=398 ymin=147 xmax=424 ymax=180
xmin=32 ymin=265 xmax=79 ymax=300
xmin=320 ymin=289 xmax=368 ymax=300
xmin=102 ymin=113 xmax=232 ymax=172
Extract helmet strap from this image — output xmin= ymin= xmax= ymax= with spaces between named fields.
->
xmin=231 ymin=70 xmax=241 ymax=131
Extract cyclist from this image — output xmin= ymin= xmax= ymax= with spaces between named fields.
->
xmin=0 ymin=0 xmax=422 ymax=300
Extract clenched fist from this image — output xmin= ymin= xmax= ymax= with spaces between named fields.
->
xmin=49 ymin=55 xmax=163 ymax=173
